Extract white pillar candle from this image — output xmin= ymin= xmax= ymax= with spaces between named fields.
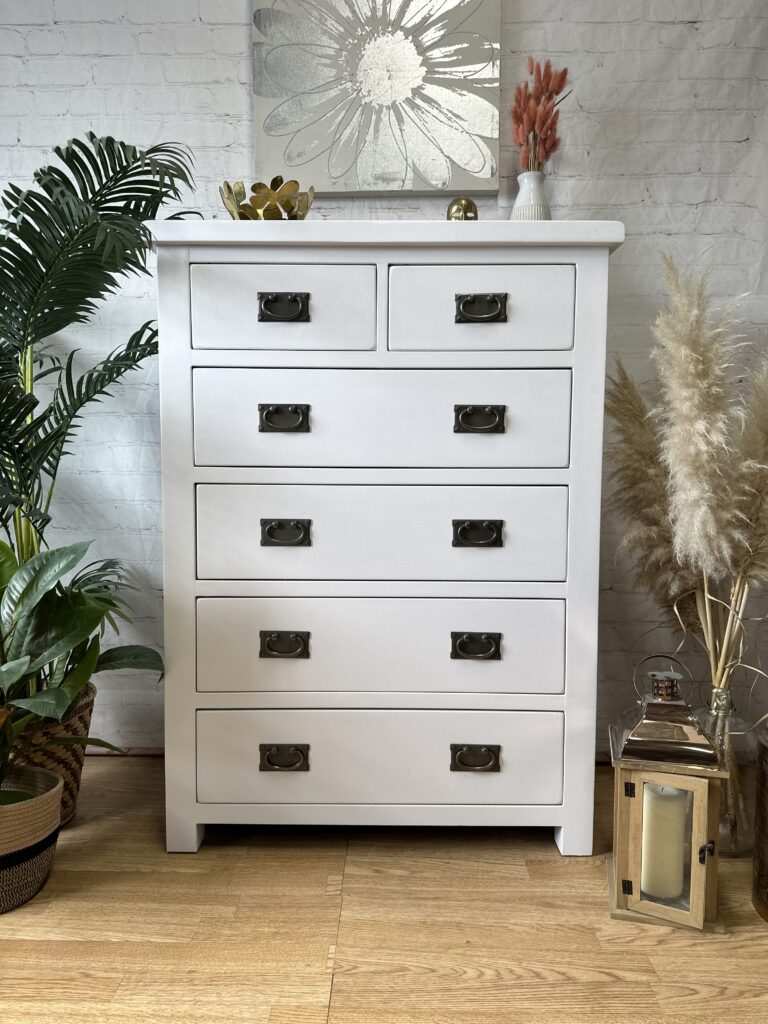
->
xmin=641 ymin=782 xmax=688 ymax=901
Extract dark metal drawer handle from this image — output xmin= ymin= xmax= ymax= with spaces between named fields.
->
xmin=454 ymin=404 xmax=506 ymax=434
xmin=259 ymin=630 xmax=310 ymax=659
xmin=455 ymin=293 xmax=508 ymax=324
xmin=259 ymin=404 xmax=310 ymax=433
xmin=451 ymin=632 xmax=501 ymax=661
xmin=450 ymin=744 xmax=501 ymax=772
xmin=452 ymin=519 xmax=503 ymax=548
xmin=259 ymin=743 xmax=309 ymax=772
xmin=260 ymin=518 xmax=312 ymax=546
xmin=258 ymin=291 xmax=310 ymax=322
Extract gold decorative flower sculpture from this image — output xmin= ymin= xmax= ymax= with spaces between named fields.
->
xmin=219 ymin=176 xmax=315 ymax=221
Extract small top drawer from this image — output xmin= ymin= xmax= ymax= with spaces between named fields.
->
xmin=389 ymin=264 xmax=575 ymax=351
xmin=190 ymin=263 xmax=376 ymax=350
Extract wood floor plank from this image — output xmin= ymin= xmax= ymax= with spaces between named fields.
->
xmin=2 ymin=758 xmax=767 ymax=1024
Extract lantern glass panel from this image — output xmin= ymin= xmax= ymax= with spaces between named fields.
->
xmin=640 ymin=781 xmax=693 ymax=912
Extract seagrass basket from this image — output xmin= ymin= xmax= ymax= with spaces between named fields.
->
xmin=0 ymin=765 xmax=62 ymax=913
xmin=17 ymin=682 xmax=96 ymax=825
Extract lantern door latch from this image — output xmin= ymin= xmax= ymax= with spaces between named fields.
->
xmin=624 ymin=781 xmax=636 ymax=797
xmin=621 ymin=879 xmax=633 ymax=895
xmin=698 ymin=840 xmax=716 ymax=865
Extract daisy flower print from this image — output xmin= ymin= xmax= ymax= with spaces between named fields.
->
xmin=252 ymin=0 xmax=500 ymax=193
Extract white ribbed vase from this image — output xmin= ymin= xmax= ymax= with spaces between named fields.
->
xmin=510 ymin=171 xmax=551 ymax=221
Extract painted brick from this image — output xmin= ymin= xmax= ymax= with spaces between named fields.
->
xmin=52 ymin=0 xmax=125 ymax=21
xmin=199 ymin=0 xmax=249 ymax=23
xmin=0 ymin=30 xmax=27 ymax=55
xmin=0 ymin=0 xmax=52 ymax=25
xmin=17 ymin=57 xmax=89 ymax=86
xmin=126 ymin=0 xmax=200 ymax=24
xmin=90 ymin=57 xmax=163 ymax=85
xmin=61 ymin=26 xmax=135 ymax=56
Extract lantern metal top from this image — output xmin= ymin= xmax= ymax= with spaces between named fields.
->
xmin=610 ymin=674 xmax=726 ymax=778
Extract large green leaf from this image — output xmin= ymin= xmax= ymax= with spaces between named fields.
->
xmin=95 ymin=644 xmax=163 ymax=677
xmin=0 ymin=541 xmax=90 ymax=632
xmin=9 ymin=687 xmax=73 ymax=722
xmin=59 ymin=635 xmax=99 ymax=706
xmin=0 ymin=656 xmax=31 ymax=695
xmin=0 ymin=133 xmax=193 ymax=353
xmin=37 ymin=322 xmax=158 ymax=484
xmin=7 ymin=590 xmax=105 ymax=671
xmin=0 ymin=540 xmax=17 ymax=590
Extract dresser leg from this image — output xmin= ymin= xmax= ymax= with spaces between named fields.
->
xmin=554 ymin=823 xmax=593 ymax=857
xmin=166 ymin=821 xmax=205 ymax=853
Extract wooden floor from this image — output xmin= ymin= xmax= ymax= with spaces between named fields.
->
xmin=1 ymin=759 xmax=767 ymax=1024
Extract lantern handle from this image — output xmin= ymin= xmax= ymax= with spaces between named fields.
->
xmin=631 ymin=654 xmax=693 ymax=700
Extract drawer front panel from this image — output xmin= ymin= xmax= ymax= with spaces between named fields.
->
xmin=190 ymin=264 xmax=376 ymax=350
xmin=196 ymin=709 xmax=564 ymax=804
xmin=197 ymin=597 xmax=566 ymax=694
xmin=193 ymin=369 xmax=572 ymax=469
xmin=389 ymin=264 xmax=575 ymax=351
xmin=196 ymin=485 xmax=568 ymax=581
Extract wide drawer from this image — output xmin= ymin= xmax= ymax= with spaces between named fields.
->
xmin=389 ymin=264 xmax=575 ymax=350
xmin=197 ymin=597 xmax=566 ymax=694
xmin=193 ymin=369 xmax=572 ymax=469
xmin=190 ymin=264 xmax=376 ymax=350
xmin=195 ymin=485 xmax=568 ymax=581
xmin=196 ymin=710 xmax=564 ymax=804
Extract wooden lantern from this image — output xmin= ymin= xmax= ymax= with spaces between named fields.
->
xmin=608 ymin=673 xmax=727 ymax=930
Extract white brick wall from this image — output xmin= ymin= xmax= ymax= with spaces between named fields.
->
xmin=0 ymin=1 xmax=767 ymax=751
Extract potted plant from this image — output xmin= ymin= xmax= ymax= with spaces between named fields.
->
xmin=0 ymin=133 xmax=192 ymax=818
xmin=606 ymin=255 xmax=768 ymax=855
xmin=1 ymin=540 xmax=161 ymax=909
xmin=510 ymin=57 xmax=569 ymax=221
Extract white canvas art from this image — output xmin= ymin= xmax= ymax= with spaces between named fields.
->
xmin=252 ymin=0 xmax=500 ymax=194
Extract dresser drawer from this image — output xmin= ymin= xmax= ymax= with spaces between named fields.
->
xmin=193 ymin=368 xmax=571 ymax=468
xmin=197 ymin=597 xmax=565 ymax=694
xmin=196 ymin=710 xmax=564 ymax=804
xmin=389 ymin=264 xmax=575 ymax=351
xmin=190 ymin=264 xmax=376 ymax=350
xmin=196 ymin=485 xmax=568 ymax=582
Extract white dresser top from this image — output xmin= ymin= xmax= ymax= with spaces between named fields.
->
xmin=150 ymin=219 xmax=625 ymax=251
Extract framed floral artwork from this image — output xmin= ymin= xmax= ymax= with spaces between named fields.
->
xmin=251 ymin=0 xmax=500 ymax=194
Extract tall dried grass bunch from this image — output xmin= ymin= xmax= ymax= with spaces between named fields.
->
xmin=606 ymin=255 xmax=768 ymax=696
xmin=511 ymin=57 xmax=569 ymax=172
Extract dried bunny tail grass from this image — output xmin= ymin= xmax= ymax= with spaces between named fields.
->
xmin=735 ymin=354 xmax=768 ymax=583
xmin=605 ymin=360 xmax=699 ymax=620
xmin=651 ymin=255 xmax=746 ymax=579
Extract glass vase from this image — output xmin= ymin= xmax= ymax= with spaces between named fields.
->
xmin=695 ymin=690 xmax=758 ymax=857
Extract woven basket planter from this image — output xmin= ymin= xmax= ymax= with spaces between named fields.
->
xmin=17 ymin=682 xmax=96 ymax=826
xmin=0 ymin=765 xmax=62 ymax=914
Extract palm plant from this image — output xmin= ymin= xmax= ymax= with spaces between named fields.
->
xmin=0 ymin=132 xmax=194 ymax=561
xmin=0 ymin=134 xmax=191 ymax=791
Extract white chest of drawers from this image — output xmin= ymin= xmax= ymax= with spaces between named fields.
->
xmin=152 ymin=220 xmax=624 ymax=854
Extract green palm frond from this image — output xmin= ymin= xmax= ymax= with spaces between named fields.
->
xmin=0 ymin=133 xmax=193 ymax=353
xmin=39 ymin=321 xmax=158 ymax=483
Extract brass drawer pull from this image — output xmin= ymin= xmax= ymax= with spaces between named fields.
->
xmin=455 ymin=293 xmax=508 ymax=324
xmin=259 ymin=743 xmax=310 ymax=771
xmin=260 ymin=518 xmax=312 ymax=546
xmin=451 ymin=632 xmax=501 ymax=661
xmin=450 ymin=744 xmax=501 ymax=772
xmin=454 ymin=404 xmax=506 ymax=434
xmin=452 ymin=519 xmax=503 ymax=547
xmin=259 ymin=630 xmax=310 ymax=659
xmin=258 ymin=291 xmax=310 ymax=322
xmin=259 ymin=403 xmax=310 ymax=433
